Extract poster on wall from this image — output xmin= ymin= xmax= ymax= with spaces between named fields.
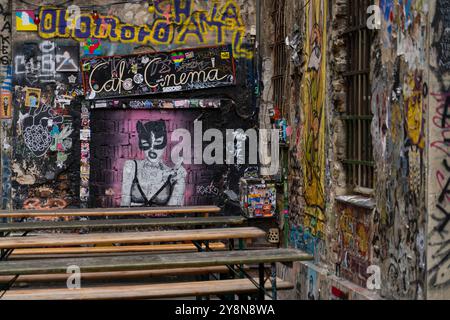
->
xmin=15 ymin=10 xmax=38 ymax=31
xmin=81 ymin=45 xmax=236 ymax=100
xmin=0 ymin=90 xmax=12 ymax=118
xmin=88 ymin=109 xmax=226 ymax=208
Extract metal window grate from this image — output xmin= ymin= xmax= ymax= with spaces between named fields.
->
xmin=342 ymin=0 xmax=374 ymax=190
xmin=271 ymin=0 xmax=287 ymax=113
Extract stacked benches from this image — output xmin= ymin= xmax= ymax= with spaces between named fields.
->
xmin=0 ymin=206 xmax=313 ymax=300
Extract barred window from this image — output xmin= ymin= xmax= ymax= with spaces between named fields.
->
xmin=271 ymin=0 xmax=287 ymax=113
xmin=342 ymin=0 xmax=374 ymax=191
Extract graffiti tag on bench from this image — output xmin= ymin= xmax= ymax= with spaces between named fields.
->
xmin=81 ymin=45 xmax=235 ymax=100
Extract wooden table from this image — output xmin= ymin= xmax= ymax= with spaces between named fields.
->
xmin=0 ymin=248 xmax=313 ymax=300
xmin=0 ymin=227 xmax=265 ymax=249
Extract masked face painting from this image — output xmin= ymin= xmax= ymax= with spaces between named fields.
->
xmin=137 ymin=121 xmax=167 ymax=163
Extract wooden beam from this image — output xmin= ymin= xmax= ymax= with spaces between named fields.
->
xmin=0 ymin=227 xmax=265 ymax=249
xmin=0 ymin=206 xmax=221 ymax=219
xmin=0 ymin=266 xmax=242 ymax=284
xmin=0 ymin=278 xmax=293 ymax=300
xmin=10 ymin=242 xmax=227 ymax=256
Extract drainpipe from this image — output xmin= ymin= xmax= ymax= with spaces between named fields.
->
xmin=256 ymin=0 xmax=261 ymax=47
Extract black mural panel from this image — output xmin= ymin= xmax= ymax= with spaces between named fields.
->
xmin=81 ymin=45 xmax=236 ymax=100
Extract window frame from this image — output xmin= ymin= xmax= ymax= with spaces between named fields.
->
xmin=341 ymin=0 xmax=375 ymax=191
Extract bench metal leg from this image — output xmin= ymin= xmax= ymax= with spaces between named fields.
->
xmin=0 ymin=231 xmax=11 ymax=259
xmin=0 ymin=248 xmax=14 ymax=261
xmin=0 ymin=275 xmax=19 ymax=299
xmin=228 ymin=238 xmax=235 ymax=251
xmin=192 ymin=240 xmax=211 ymax=301
xmin=0 ymin=231 xmax=29 ymax=261
xmin=258 ymin=263 xmax=265 ymax=300
xmin=238 ymin=239 xmax=245 ymax=278
xmin=271 ymin=263 xmax=277 ymax=300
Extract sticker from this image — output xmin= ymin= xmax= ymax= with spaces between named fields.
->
xmin=24 ymin=88 xmax=42 ymax=108
xmin=80 ymin=187 xmax=89 ymax=197
xmin=174 ymin=100 xmax=187 ymax=107
xmin=81 ymin=118 xmax=90 ymax=127
xmin=142 ymin=56 xmax=149 ymax=64
xmin=88 ymin=91 xmax=96 ymax=99
xmin=221 ymin=52 xmax=230 ymax=59
xmin=82 ymin=63 xmax=91 ymax=71
xmin=68 ymin=74 xmax=77 ymax=84
xmin=95 ymin=102 xmax=107 ymax=108
xmin=80 ymin=164 xmax=90 ymax=174
xmin=133 ymin=73 xmax=144 ymax=84
xmin=81 ymin=142 xmax=90 ymax=152
xmin=123 ymin=78 xmax=134 ymax=91
xmin=144 ymin=100 xmax=153 ymax=108
xmin=0 ymin=91 xmax=12 ymax=119
xmin=82 ymin=38 xmax=102 ymax=56
xmin=185 ymin=51 xmax=194 ymax=59
xmin=80 ymin=129 xmax=91 ymax=141
xmin=171 ymin=52 xmax=185 ymax=67
xmin=131 ymin=64 xmax=138 ymax=74
xmin=16 ymin=10 xmax=38 ymax=31
xmin=163 ymin=86 xmax=182 ymax=93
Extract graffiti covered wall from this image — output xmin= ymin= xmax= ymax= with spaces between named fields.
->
xmin=37 ymin=0 xmax=255 ymax=59
xmin=428 ymin=0 xmax=450 ymax=299
xmin=0 ymin=0 xmax=11 ymax=211
xmin=10 ymin=39 xmax=82 ymax=210
xmin=299 ymin=0 xmax=327 ymax=248
xmin=370 ymin=0 xmax=428 ymax=299
xmin=259 ymin=0 xmax=450 ymax=300
xmin=8 ymin=0 xmax=257 ymax=211
xmin=285 ymin=0 xmax=327 ymax=259
xmin=1 ymin=0 xmax=256 ymax=214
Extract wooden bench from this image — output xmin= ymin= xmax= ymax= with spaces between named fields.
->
xmin=0 ymin=216 xmax=246 ymax=259
xmin=0 ymin=278 xmax=293 ymax=300
xmin=0 ymin=249 xmax=312 ymax=300
xmin=0 ymin=227 xmax=263 ymax=250
xmin=0 ymin=266 xmax=247 ymax=285
xmin=0 ymin=227 xmax=263 ymax=262
xmin=0 ymin=249 xmax=310 ymax=276
xmin=0 ymin=205 xmax=313 ymax=300
xmin=0 ymin=206 xmax=220 ymax=220
xmin=0 ymin=216 xmax=246 ymax=234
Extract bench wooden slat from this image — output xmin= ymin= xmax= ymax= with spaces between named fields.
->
xmin=0 ymin=266 xmax=241 ymax=284
xmin=10 ymin=242 xmax=227 ymax=256
xmin=0 ymin=277 xmax=293 ymax=300
xmin=0 ymin=205 xmax=220 ymax=219
xmin=0 ymin=227 xmax=264 ymax=249
xmin=0 ymin=249 xmax=313 ymax=275
xmin=0 ymin=216 xmax=246 ymax=233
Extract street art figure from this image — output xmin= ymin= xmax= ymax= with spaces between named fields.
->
xmin=120 ymin=120 xmax=187 ymax=207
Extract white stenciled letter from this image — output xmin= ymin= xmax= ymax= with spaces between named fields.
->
xmin=259 ymin=129 xmax=280 ymax=176
xmin=171 ymin=128 xmax=192 ymax=165
xmin=367 ymin=5 xmax=381 ymax=30
xmin=366 ymin=265 xmax=381 ymax=290
xmin=67 ymin=5 xmax=81 ymax=31
xmin=66 ymin=265 xmax=81 ymax=290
